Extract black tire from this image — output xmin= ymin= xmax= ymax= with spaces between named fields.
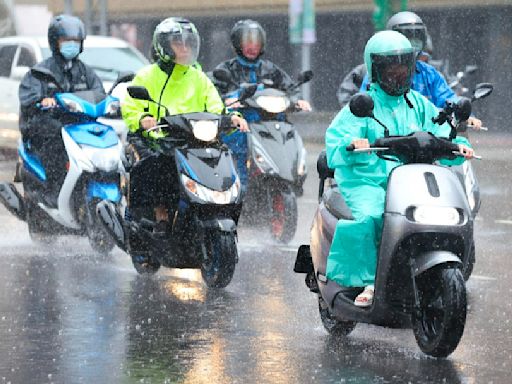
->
xmin=86 ymin=200 xmax=115 ymax=255
xmin=462 ymin=241 xmax=475 ymax=281
xmin=270 ymin=190 xmax=297 ymax=244
xmin=25 ymin=199 xmax=57 ymax=244
xmin=201 ymin=232 xmax=237 ymax=288
xmin=131 ymin=254 xmax=161 ymax=275
xmin=318 ymin=296 xmax=357 ymax=337
xmin=412 ymin=266 xmax=466 ymax=358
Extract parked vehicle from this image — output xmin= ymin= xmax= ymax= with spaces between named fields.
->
xmin=294 ymin=84 xmax=492 ymax=358
xmin=0 ymin=35 xmax=148 ymax=147
xmin=0 ymin=67 xmax=131 ymax=253
xmin=213 ymin=68 xmax=312 ymax=243
xmin=96 ymin=85 xmax=243 ymax=288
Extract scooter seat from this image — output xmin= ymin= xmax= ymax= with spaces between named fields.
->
xmin=323 ymin=187 xmax=354 ymax=220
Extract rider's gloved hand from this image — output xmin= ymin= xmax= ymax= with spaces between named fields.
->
xmin=140 ymin=116 xmax=158 ymax=131
xmin=40 ymin=98 xmax=57 ymax=108
xmin=458 ymin=144 xmax=474 ymax=159
xmin=231 ymin=115 xmax=249 ymax=132
xmin=296 ymin=99 xmax=312 ymax=111
xmin=467 ymin=116 xmax=482 ymax=130
xmin=351 ymin=138 xmax=370 ymax=149
xmin=224 ymin=97 xmax=242 ymax=109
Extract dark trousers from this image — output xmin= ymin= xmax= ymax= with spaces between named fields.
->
xmin=126 ymin=135 xmax=179 ymax=212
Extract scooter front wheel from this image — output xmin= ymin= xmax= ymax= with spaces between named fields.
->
xmin=26 ymin=198 xmax=57 ymax=245
xmin=318 ymin=296 xmax=357 ymax=337
xmin=412 ymin=266 xmax=466 ymax=358
xmin=201 ymin=232 xmax=237 ymax=288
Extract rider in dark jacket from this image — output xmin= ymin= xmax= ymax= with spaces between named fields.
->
xmin=18 ymin=14 xmax=104 ymax=203
xmin=213 ymin=19 xmax=311 ymax=188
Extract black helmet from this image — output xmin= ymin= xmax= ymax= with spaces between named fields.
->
xmin=47 ymin=14 xmax=86 ymax=55
xmin=386 ymin=11 xmax=427 ymax=53
xmin=153 ymin=17 xmax=200 ymax=66
xmin=230 ymin=19 xmax=266 ymax=61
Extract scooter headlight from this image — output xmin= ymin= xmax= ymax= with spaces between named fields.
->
xmin=190 ymin=120 xmax=219 ymax=142
xmin=104 ymin=100 xmax=121 ymax=118
xmin=255 ymin=95 xmax=290 ymax=113
xmin=412 ymin=206 xmax=461 ymax=226
xmin=60 ymin=97 xmax=84 ymax=113
xmin=181 ymin=174 xmax=240 ymax=204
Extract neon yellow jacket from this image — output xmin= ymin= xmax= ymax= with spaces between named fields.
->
xmin=122 ymin=63 xmax=224 ymax=138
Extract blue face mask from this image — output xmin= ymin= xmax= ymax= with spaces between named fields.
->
xmin=59 ymin=41 xmax=81 ymax=60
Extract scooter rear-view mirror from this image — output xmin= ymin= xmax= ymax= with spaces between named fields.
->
xmin=349 ymin=93 xmax=375 ymax=118
xmin=127 ymin=86 xmax=153 ymax=101
xmin=472 ymin=83 xmax=493 ymax=101
xmin=454 ymin=97 xmax=472 ymax=122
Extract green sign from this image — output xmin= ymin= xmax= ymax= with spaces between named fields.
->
xmin=289 ymin=0 xmax=316 ymax=45
xmin=373 ymin=0 xmax=408 ymax=31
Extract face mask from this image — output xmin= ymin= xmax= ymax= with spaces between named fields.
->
xmin=60 ymin=41 xmax=81 ymax=60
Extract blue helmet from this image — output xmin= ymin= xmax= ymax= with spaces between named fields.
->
xmin=48 ymin=14 xmax=86 ymax=55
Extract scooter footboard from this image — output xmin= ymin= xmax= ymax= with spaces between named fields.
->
xmin=0 ymin=182 xmax=25 ymax=221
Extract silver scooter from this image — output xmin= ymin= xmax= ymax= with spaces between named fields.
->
xmin=294 ymin=85 xmax=492 ymax=358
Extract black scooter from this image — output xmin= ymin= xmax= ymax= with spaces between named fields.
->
xmin=97 ymin=86 xmax=245 ymax=288
xmin=213 ymin=69 xmax=313 ymax=243
xmin=294 ymin=84 xmax=492 ymax=358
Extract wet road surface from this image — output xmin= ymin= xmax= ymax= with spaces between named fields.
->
xmin=1 ymin=132 xmax=512 ymax=383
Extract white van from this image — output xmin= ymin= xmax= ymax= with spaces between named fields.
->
xmin=0 ymin=35 xmax=149 ymax=148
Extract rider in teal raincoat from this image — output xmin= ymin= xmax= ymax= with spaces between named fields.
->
xmin=325 ymin=31 xmax=473 ymax=307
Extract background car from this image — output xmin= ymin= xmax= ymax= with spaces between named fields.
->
xmin=0 ymin=35 xmax=149 ymax=148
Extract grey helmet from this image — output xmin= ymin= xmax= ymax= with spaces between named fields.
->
xmin=152 ymin=17 xmax=200 ymax=66
xmin=386 ymin=11 xmax=427 ymax=53
xmin=47 ymin=14 xmax=86 ymax=55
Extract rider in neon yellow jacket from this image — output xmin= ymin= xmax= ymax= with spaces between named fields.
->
xmin=325 ymin=31 xmax=473 ymax=307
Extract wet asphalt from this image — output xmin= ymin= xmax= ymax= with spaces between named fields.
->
xmin=0 ymin=132 xmax=512 ymax=383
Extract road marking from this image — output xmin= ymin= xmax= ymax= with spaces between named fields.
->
xmin=494 ymin=219 xmax=512 ymax=225
xmin=470 ymin=274 xmax=497 ymax=281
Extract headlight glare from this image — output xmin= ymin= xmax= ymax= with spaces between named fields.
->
xmin=412 ymin=206 xmax=461 ymax=225
xmin=181 ymin=174 xmax=240 ymax=204
xmin=255 ymin=95 xmax=290 ymax=113
xmin=191 ymin=120 xmax=219 ymax=142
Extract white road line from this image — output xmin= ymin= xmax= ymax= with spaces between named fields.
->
xmin=494 ymin=219 xmax=512 ymax=225
xmin=470 ymin=275 xmax=497 ymax=281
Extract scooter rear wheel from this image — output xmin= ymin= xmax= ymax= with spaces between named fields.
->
xmin=270 ymin=190 xmax=297 ymax=244
xmin=318 ymin=296 xmax=357 ymax=337
xmin=201 ymin=232 xmax=237 ymax=288
xmin=412 ymin=266 xmax=466 ymax=358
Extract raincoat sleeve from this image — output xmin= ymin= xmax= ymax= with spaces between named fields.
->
xmin=427 ymin=66 xmax=458 ymax=108
xmin=325 ymin=107 xmax=373 ymax=169
xmin=202 ymin=73 xmax=225 ymax=114
xmin=121 ymin=66 xmax=156 ymax=134
xmin=19 ymin=71 xmax=44 ymax=108
xmin=419 ymin=94 xmax=470 ymax=166
xmin=337 ymin=63 xmax=366 ymax=107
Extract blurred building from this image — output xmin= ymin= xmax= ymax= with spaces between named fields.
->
xmin=43 ymin=0 xmax=512 ymax=129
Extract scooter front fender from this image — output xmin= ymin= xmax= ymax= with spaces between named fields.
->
xmin=201 ymin=218 xmax=237 ymax=233
xmin=413 ymin=251 xmax=462 ymax=276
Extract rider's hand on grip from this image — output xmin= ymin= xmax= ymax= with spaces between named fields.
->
xmin=140 ymin=116 xmax=158 ymax=131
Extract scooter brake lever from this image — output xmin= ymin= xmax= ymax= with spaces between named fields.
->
xmin=452 ymin=151 xmax=482 ymax=160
